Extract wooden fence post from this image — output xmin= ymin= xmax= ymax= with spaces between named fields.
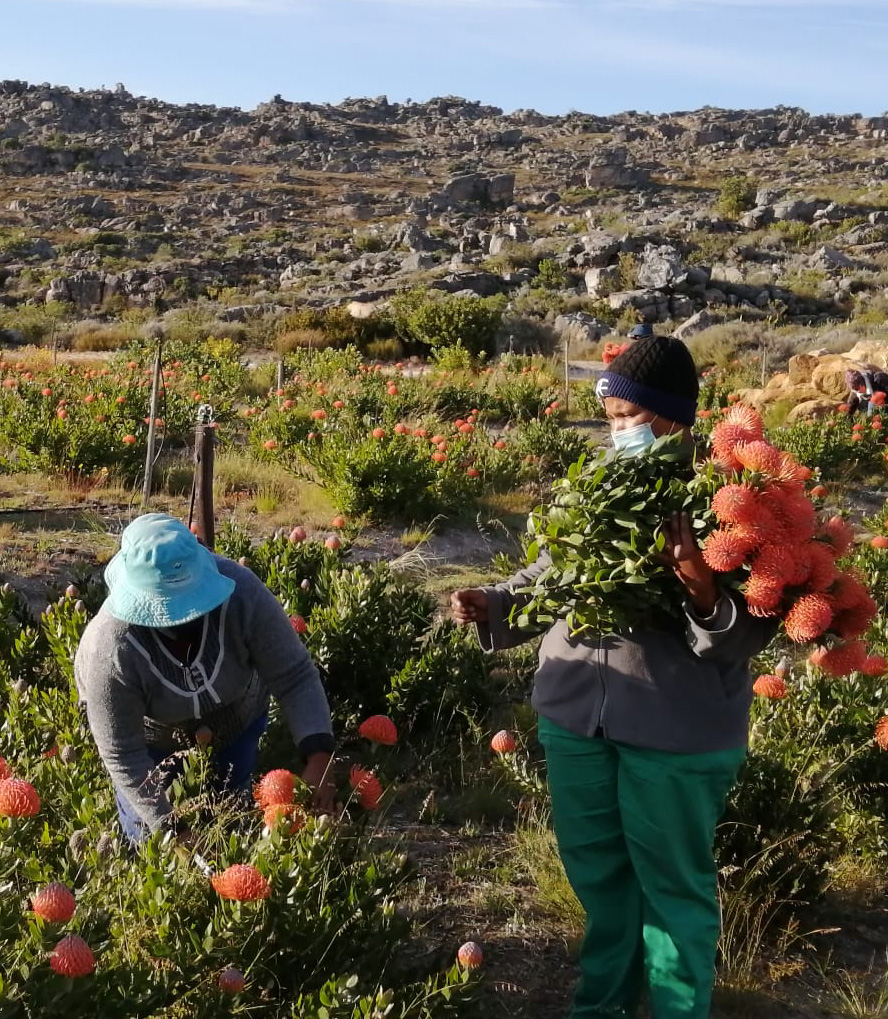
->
xmin=190 ymin=405 xmax=216 ymax=551
xmin=140 ymin=335 xmax=164 ymax=510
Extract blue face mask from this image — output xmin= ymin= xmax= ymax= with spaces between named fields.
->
xmin=611 ymin=421 xmax=657 ymax=455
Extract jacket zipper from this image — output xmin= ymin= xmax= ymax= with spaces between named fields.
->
xmin=596 ymin=634 xmax=608 ymax=737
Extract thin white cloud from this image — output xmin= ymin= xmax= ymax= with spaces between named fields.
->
xmin=17 ymin=0 xmax=559 ymax=8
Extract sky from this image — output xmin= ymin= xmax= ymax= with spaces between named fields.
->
xmin=1 ymin=0 xmax=887 ymax=118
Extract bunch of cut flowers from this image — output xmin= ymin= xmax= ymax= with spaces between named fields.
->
xmin=512 ymin=405 xmax=880 ymax=677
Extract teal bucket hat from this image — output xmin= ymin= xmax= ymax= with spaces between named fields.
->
xmin=104 ymin=513 xmax=235 ymax=627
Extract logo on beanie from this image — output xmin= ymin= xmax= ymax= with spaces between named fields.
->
xmin=595 ymin=377 xmax=609 ymax=400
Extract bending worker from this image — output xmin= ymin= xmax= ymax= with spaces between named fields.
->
xmin=75 ymin=513 xmax=335 ymax=844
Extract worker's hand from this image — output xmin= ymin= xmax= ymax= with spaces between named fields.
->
xmin=302 ymin=753 xmax=337 ymax=814
xmin=450 ymin=589 xmax=489 ymax=625
xmin=661 ymin=512 xmax=718 ymax=617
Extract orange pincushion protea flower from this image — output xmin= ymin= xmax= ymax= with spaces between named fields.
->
xmin=723 ymin=404 xmax=764 ymax=438
xmin=784 ymin=594 xmax=833 ymax=643
xmin=803 ymin=542 xmax=838 ymax=593
xmin=349 ymin=766 xmax=383 ymax=810
xmin=218 ymin=967 xmax=246 ymax=994
xmin=734 ymin=440 xmax=784 ymax=477
xmin=828 ymin=573 xmax=878 ymax=639
xmin=809 ymin=640 xmax=868 ymax=677
xmin=731 ymin=506 xmax=785 ymax=546
xmin=762 ymin=487 xmax=818 ymax=542
xmin=773 ymin=451 xmax=811 ymax=486
xmin=711 ymin=425 xmax=756 ymax=469
xmin=211 ymin=864 xmax=270 ymax=901
xmin=875 ymin=715 xmax=888 ymax=751
xmin=711 ymin=484 xmax=758 ymax=525
xmin=0 ymin=757 xmax=10 ymax=781
xmin=0 ymin=778 xmax=40 ymax=817
xmin=743 ymin=575 xmax=784 ymax=616
xmin=822 ymin=516 xmax=854 ymax=557
xmin=49 ymin=935 xmax=95 ymax=977
xmin=862 ymin=656 xmax=887 ymax=676
xmin=753 ymin=674 xmax=787 ymax=699
xmin=254 ymin=769 xmax=296 ymax=809
xmin=263 ymin=802 xmax=307 ymax=833
xmin=829 ymin=573 xmax=870 ymax=613
xmin=832 ymin=601 xmax=878 ymax=641
xmin=490 ymin=730 xmax=517 ymax=753
xmin=750 ymin=543 xmax=796 ymax=586
xmin=457 ymin=941 xmax=484 ymax=969
xmin=358 ymin=715 xmax=399 ymax=746
xmin=31 ymin=883 xmax=76 ymax=923
xmin=702 ymin=529 xmax=753 ymax=572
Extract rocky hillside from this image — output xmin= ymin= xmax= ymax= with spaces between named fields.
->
xmin=2 ymin=79 xmax=888 ymax=345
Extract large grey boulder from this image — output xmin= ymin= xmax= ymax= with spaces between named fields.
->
xmin=585 ymin=146 xmax=649 ymax=188
xmin=674 ymin=309 xmax=718 ymax=340
xmin=429 ymin=271 xmax=507 ymax=297
xmin=584 ymin=265 xmax=621 ymax=297
xmin=401 ymin=251 xmax=435 ymax=272
xmin=46 ymin=272 xmax=105 ymax=308
xmin=771 ymin=198 xmax=819 ymax=223
xmin=578 ymin=230 xmax=621 ymax=268
xmin=440 ymin=173 xmax=514 ymax=207
xmin=739 ymin=207 xmax=773 ymax=229
xmin=636 ymin=244 xmax=688 ymax=290
xmin=554 ymin=312 xmax=611 ymax=346
xmin=807 ymin=245 xmax=855 ymax=272
xmin=608 ymin=289 xmax=669 ymax=320
xmin=279 ymin=264 xmax=310 ymax=289
xmin=487 ymin=173 xmax=516 ymax=205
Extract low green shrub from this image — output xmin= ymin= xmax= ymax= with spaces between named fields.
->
xmin=391 ymin=291 xmax=506 ymax=357
xmin=717 ymin=176 xmax=758 ymax=219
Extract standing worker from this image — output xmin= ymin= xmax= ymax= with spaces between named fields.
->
xmin=75 ymin=513 xmax=336 ymax=845
xmin=451 ymin=336 xmax=775 ymax=1019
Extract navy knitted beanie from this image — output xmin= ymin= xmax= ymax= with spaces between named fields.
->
xmin=596 ymin=335 xmax=699 ymax=426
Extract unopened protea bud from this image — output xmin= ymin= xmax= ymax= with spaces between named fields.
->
xmin=1 ymin=582 xmax=11 ymax=594
xmin=60 ymin=745 xmax=78 ymax=765
xmin=238 ymin=556 xmax=250 ymax=567
xmin=68 ymin=829 xmax=89 ymax=858
xmin=96 ymin=832 xmax=114 ymax=858
xmin=65 ymin=584 xmax=80 ymax=599
xmin=12 ymin=678 xmax=28 ymax=695
xmin=74 ymin=600 xmax=86 ymax=614
xmin=300 ymin=579 xmax=311 ymax=591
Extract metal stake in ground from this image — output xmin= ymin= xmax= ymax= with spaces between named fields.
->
xmin=140 ymin=335 xmax=164 ymax=510
xmin=563 ymin=335 xmax=570 ymax=414
xmin=190 ymin=404 xmax=216 ymax=551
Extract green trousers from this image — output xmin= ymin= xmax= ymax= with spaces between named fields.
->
xmin=537 ymin=717 xmax=745 ymax=1019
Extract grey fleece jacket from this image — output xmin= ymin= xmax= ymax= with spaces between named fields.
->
xmin=74 ymin=556 xmax=333 ymax=831
xmin=477 ymin=555 xmax=776 ymax=753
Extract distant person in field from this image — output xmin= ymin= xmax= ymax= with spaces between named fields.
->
xmin=627 ymin=322 xmax=654 ymax=340
xmin=75 ymin=513 xmax=336 ymax=846
xmin=452 ymin=336 xmax=775 ymax=1019
xmin=843 ymin=366 xmax=888 ymax=415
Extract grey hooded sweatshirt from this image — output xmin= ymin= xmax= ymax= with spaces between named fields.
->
xmin=74 ymin=556 xmax=334 ymax=831
xmin=476 ymin=555 xmax=776 ymax=753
